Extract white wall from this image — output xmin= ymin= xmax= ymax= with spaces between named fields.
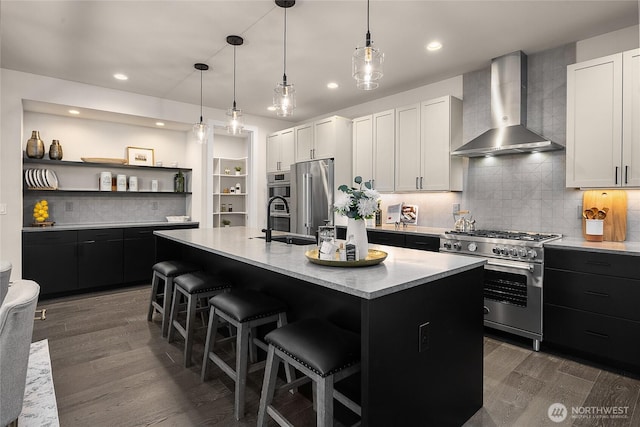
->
xmin=576 ymin=24 xmax=639 ymax=62
xmin=0 ymin=69 xmax=288 ymax=277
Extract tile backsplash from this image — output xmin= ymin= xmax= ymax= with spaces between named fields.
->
xmin=378 ymin=42 xmax=639 ymax=242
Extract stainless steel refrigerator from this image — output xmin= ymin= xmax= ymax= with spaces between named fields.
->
xmin=290 ymin=159 xmax=334 ymax=236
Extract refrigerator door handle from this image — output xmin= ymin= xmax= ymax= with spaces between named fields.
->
xmin=303 ymin=173 xmax=313 ymax=234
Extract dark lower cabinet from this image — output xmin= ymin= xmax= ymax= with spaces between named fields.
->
xmin=78 ymin=229 xmax=123 ymax=289
xmin=404 ymin=234 xmax=440 ymax=251
xmin=22 ymin=230 xmax=78 ymax=295
xmin=336 ymin=226 xmax=440 ymax=252
xmin=544 ymin=247 xmax=640 ymax=373
xmin=123 ymin=227 xmax=156 ymax=283
xmin=366 ymin=230 xmax=405 ymax=247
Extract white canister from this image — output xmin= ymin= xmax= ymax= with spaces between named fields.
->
xmin=100 ymin=171 xmax=112 ymax=191
xmin=235 ymin=183 xmax=241 ymax=193
xmin=117 ymin=174 xmax=127 ymax=191
xmin=129 ymin=176 xmax=138 ymax=192
xmin=151 ymin=179 xmax=159 ymax=192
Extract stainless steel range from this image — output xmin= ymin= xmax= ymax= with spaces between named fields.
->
xmin=440 ymin=230 xmax=561 ymax=351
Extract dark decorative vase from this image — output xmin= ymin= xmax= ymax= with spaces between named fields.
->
xmin=174 ymin=170 xmax=185 ymax=192
xmin=26 ymin=130 xmax=45 ymax=159
xmin=49 ymin=140 xmax=63 ymax=160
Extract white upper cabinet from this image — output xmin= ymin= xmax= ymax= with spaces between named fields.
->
xmin=395 ymin=103 xmax=422 ymax=191
xmin=566 ymin=48 xmax=639 ymax=188
xmin=623 ymin=49 xmax=640 ymax=187
xmin=294 ymin=116 xmax=351 ymax=163
xmin=395 ymin=97 xmax=462 ymax=192
xmin=267 ymin=128 xmax=295 ymax=172
xmin=352 ymin=110 xmax=395 ymax=192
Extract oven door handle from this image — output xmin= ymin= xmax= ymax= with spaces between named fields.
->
xmin=486 ymin=260 xmax=535 ymax=273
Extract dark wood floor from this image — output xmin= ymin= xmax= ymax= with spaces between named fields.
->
xmin=33 ymin=286 xmax=640 ymax=427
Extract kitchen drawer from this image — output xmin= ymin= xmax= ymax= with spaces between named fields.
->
xmin=544 ymin=304 xmax=640 ymax=371
xmin=78 ymin=228 xmax=124 ymax=242
xmin=546 ymin=247 xmax=640 ymax=280
xmin=404 ymin=234 xmax=439 ymax=252
xmin=23 ymin=230 xmax=77 ymax=245
xmin=545 ymin=268 xmax=640 ymax=321
xmin=367 ymin=230 xmax=405 ymax=247
xmin=124 ymin=227 xmax=155 ymax=238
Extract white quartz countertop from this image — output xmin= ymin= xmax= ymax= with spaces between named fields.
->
xmin=154 ymin=227 xmax=485 ymax=300
xmin=23 ymin=221 xmax=199 ymax=232
xmin=545 ymin=237 xmax=640 ymax=256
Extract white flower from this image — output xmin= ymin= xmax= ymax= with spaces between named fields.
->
xmin=334 ymin=192 xmax=353 ymax=215
xmin=357 ymin=197 xmax=378 ymax=218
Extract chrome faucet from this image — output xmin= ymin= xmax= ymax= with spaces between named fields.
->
xmin=263 ymin=196 xmax=289 ymax=242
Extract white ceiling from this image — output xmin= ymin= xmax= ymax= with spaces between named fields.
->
xmin=2 ymin=1 xmax=638 ymax=123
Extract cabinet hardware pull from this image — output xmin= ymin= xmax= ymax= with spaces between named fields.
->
xmin=415 ymin=177 xmax=419 ymax=189
xmin=615 ymin=166 xmax=618 ymax=185
xmin=420 ymin=176 xmax=423 ymax=189
xmin=413 ymin=242 xmax=430 ymax=246
xmin=584 ymin=290 xmax=609 ymax=298
xmin=584 ymin=330 xmax=609 ymax=339
xmin=585 ymin=260 xmax=611 ymax=267
xmin=625 ymin=165 xmax=629 ymax=184
xmin=82 ymin=240 xmax=96 ymax=244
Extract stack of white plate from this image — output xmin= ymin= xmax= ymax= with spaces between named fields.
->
xmin=24 ymin=168 xmax=59 ymax=189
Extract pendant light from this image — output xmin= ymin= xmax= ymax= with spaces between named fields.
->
xmin=352 ymin=0 xmax=384 ymax=90
xmin=193 ymin=63 xmax=209 ymax=143
xmin=226 ymin=35 xmax=244 ymax=135
xmin=273 ymin=0 xmax=296 ymax=117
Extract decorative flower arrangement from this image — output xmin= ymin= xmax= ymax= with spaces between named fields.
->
xmin=334 ymin=176 xmax=380 ymax=220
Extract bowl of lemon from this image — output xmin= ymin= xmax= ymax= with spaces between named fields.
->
xmin=32 ymin=199 xmax=53 ymax=226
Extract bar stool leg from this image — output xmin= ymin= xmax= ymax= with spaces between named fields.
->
xmin=200 ymin=307 xmax=219 ymax=381
xmin=161 ymin=277 xmax=176 ymax=337
xmin=257 ymin=345 xmax=281 ymax=427
xmin=316 ymin=376 xmax=335 ymax=427
xmin=183 ymin=292 xmax=199 ymax=367
xmin=235 ymin=323 xmax=250 ymax=420
xmin=147 ymin=272 xmax=161 ymax=321
xmin=167 ymin=287 xmax=181 ymax=343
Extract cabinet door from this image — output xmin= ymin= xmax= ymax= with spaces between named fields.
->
xmin=313 ymin=117 xmax=337 ymax=160
xmin=123 ymin=227 xmax=156 ymax=283
xmin=266 ymin=132 xmax=281 ymax=173
xmin=353 ymin=115 xmax=373 ymax=183
xmin=566 ymin=53 xmax=623 ymax=187
xmin=623 ymin=49 xmax=640 ymax=187
xmin=279 ymin=128 xmax=295 ymax=171
xmin=295 ymin=123 xmax=314 ymax=162
xmin=77 ymin=229 xmax=123 ymax=289
xmin=22 ymin=231 xmax=78 ymax=296
xmin=421 ymin=97 xmax=451 ymax=191
xmin=395 ymin=104 xmax=421 ymax=191
xmin=373 ymin=110 xmax=395 ymax=192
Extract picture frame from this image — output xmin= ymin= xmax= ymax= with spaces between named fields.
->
xmin=126 ymin=146 xmax=155 ymax=166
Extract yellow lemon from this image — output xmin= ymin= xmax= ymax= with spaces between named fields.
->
xmin=43 ymin=213 xmax=49 ymax=219
xmin=41 ymin=200 xmax=48 ymax=206
xmin=36 ymin=216 xmax=44 ymax=222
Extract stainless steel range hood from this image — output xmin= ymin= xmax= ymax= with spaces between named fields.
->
xmin=452 ymin=51 xmax=564 ymax=157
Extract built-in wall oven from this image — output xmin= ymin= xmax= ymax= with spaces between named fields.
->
xmin=267 ymin=171 xmax=291 ymax=232
xmin=440 ymin=230 xmax=561 ymax=351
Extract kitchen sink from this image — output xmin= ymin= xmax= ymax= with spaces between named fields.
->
xmin=254 ymin=235 xmax=317 ymax=246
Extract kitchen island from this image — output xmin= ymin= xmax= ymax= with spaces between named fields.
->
xmin=155 ymin=227 xmax=485 ymax=427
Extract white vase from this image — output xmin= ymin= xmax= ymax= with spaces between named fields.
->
xmin=346 ymin=218 xmax=368 ymax=260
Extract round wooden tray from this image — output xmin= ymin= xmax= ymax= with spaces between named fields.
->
xmin=304 ymin=249 xmax=387 ymax=267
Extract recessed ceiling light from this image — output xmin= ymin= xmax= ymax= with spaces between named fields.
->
xmin=327 ymin=82 xmax=339 ymax=89
xmin=68 ymin=109 xmax=80 ymax=115
xmin=113 ymin=73 xmax=128 ymax=81
xmin=426 ymin=41 xmax=442 ymax=51
xmin=267 ymin=106 xmax=277 ymax=112
xmin=155 ymin=122 xmax=165 ymax=127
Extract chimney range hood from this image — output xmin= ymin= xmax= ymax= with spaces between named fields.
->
xmin=452 ymin=51 xmax=564 ymax=157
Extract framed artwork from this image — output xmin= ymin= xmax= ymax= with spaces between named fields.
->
xmin=126 ymin=146 xmax=155 ymax=166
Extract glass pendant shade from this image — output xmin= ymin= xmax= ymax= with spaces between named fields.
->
xmin=226 ymin=106 xmax=243 ymax=135
xmin=193 ymin=121 xmax=208 ymax=143
xmin=273 ymin=80 xmax=296 ymax=117
xmin=353 ymin=43 xmax=384 ymax=90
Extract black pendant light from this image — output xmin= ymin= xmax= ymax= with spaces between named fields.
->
xmin=353 ymin=0 xmax=384 ymax=90
xmin=193 ymin=63 xmax=209 ymax=143
xmin=226 ymin=35 xmax=244 ymax=135
xmin=273 ymin=0 xmax=296 ymax=117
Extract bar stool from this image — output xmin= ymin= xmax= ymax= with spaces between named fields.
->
xmin=257 ymin=318 xmax=361 ymax=427
xmin=147 ymin=260 xmax=200 ymax=337
xmin=167 ymin=271 xmax=231 ymax=367
xmin=201 ymin=289 xmax=294 ymax=420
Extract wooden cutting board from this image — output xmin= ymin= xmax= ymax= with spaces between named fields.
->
xmin=582 ymin=190 xmax=627 ymax=241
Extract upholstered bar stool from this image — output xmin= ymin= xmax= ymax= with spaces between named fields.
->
xmin=201 ymin=289 xmax=294 ymax=420
xmin=167 ymin=271 xmax=231 ymax=367
xmin=147 ymin=260 xmax=200 ymax=337
xmin=257 ymin=318 xmax=361 ymax=427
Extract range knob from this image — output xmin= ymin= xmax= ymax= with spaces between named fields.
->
xmin=453 ymin=242 xmax=462 ymax=250
xmin=443 ymin=241 xmax=452 ymax=249
xmin=492 ymin=247 xmax=501 ymax=254
xmin=509 ymin=248 xmax=518 ymax=256
xmin=467 ymin=242 xmax=478 ymax=252
xmin=500 ymin=247 xmax=508 ymax=255
xmin=518 ymin=248 xmax=528 ymax=257
xmin=528 ymin=249 xmax=538 ymax=259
